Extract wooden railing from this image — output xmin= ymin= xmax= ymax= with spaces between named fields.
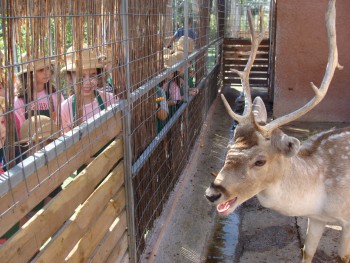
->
xmin=0 ymin=111 xmax=128 ymax=262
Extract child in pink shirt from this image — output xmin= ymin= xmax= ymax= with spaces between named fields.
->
xmin=14 ymin=52 xmax=64 ymax=128
xmin=60 ymin=46 xmax=118 ymax=132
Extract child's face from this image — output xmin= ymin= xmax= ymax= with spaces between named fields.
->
xmin=35 ymin=66 xmax=52 ymax=85
xmin=0 ymin=107 xmax=6 ymax=149
xmin=73 ymin=68 xmax=98 ymax=97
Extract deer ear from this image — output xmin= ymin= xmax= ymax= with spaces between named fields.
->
xmin=252 ymin=96 xmax=267 ymax=125
xmin=271 ymin=130 xmax=300 ymax=157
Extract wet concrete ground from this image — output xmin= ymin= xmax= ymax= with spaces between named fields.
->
xmin=142 ymin=85 xmax=350 ymax=263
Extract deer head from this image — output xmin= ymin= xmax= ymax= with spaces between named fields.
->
xmin=205 ymin=0 xmax=343 ymax=216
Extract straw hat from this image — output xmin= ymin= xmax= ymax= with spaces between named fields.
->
xmin=174 ymin=36 xmax=195 ymax=53
xmin=19 ymin=115 xmax=59 ymax=144
xmin=61 ymin=46 xmax=104 ymax=73
xmin=17 ymin=52 xmax=53 ymax=76
xmin=163 ymin=48 xmax=185 ymax=68
xmin=163 ymin=36 xmax=196 ymax=68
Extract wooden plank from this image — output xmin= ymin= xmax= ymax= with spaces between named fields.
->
xmin=223 ymin=45 xmax=269 ymax=52
xmin=223 ymin=52 xmax=269 ymax=59
xmin=224 ymin=65 xmax=268 ymax=72
xmin=65 ymin=188 xmax=126 ymax=262
xmin=224 ymin=77 xmax=268 ymax=83
xmin=0 ymin=139 xmax=124 ymax=263
xmin=120 ymin=252 xmax=130 ymax=263
xmin=0 ymin=115 xmax=122 ymax=237
xmin=223 ymin=38 xmax=269 ymax=45
xmin=34 ymin=164 xmax=125 ymax=263
xmin=105 ymin=233 xmax=129 ymax=263
xmin=224 ymin=72 xmax=269 ymax=78
xmin=223 ymin=59 xmax=268 ymax=65
xmin=223 ymin=78 xmax=268 ymax=85
xmin=88 ymin=211 xmax=127 ymax=263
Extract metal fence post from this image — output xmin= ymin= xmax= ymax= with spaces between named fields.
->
xmin=121 ymin=0 xmax=137 ymax=262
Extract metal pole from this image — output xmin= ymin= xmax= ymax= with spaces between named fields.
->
xmin=183 ymin=0 xmax=189 ymax=103
xmin=121 ymin=0 xmax=137 ymax=262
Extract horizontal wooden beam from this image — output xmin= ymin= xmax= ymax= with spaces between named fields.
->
xmin=34 ymin=163 xmax=125 ymax=262
xmin=223 ymin=52 xmax=269 ymax=59
xmin=65 ymin=189 xmax=126 ymax=262
xmin=89 ymin=211 xmax=127 ymax=263
xmin=0 ymin=113 xmax=122 ymax=237
xmin=223 ymin=45 xmax=269 ymax=52
xmin=223 ymin=38 xmax=270 ymax=45
xmin=223 ymin=78 xmax=268 ymax=85
xmin=0 ymin=141 xmax=124 ymax=263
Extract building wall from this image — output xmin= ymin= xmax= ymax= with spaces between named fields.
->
xmin=273 ymin=0 xmax=350 ymax=122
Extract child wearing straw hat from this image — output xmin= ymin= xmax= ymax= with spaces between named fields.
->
xmin=172 ymin=36 xmax=199 ymax=96
xmin=163 ymin=48 xmax=183 ymax=117
xmin=60 ymin=46 xmax=117 ymax=132
xmin=165 ymin=17 xmax=196 ymax=49
xmin=14 ymin=52 xmax=64 ymax=128
xmin=162 ymin=36 xmax=198 ymax=115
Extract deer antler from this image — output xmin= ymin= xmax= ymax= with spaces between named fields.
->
xmin=221 ymin=6 xmax=265 ymax=125
xmin=257 ymin=0 xmax=343 ymax=137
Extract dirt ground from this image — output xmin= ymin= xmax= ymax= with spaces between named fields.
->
xmin=142 ymin=85 xmax=350 ymax=263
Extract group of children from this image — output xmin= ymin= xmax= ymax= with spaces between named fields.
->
xmin=1 ymin=36 xmax=198 ymax=163
xmin=156 ymin=36 xmax=199 ymax=132
xmin=0 ymin=46 xmax=118 ymax=244
xmin=1 ymin=46 xmax=118 ymax=164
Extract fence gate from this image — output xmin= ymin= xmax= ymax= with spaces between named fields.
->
xmin=223 ymin=0 xmax=274 ymax=100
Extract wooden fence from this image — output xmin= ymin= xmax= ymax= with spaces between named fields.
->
xmin=0 ymin=110 xmax=129 ymax=262
xmin=223 ymin=38 xmax=270 ymax=87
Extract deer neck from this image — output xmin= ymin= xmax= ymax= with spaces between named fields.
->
xmin=257 ymin=154 xmax=325 ymax=217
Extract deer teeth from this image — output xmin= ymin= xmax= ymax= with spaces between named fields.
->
xmin=217 ymin=197 xmax=238 ymax=214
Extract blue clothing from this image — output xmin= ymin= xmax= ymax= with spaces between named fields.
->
xmin=174 ymin=28 xmax=196 ymax=40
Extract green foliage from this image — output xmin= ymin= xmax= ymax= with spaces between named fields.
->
xmin=209 ymin=0 xmax=218 ymax=41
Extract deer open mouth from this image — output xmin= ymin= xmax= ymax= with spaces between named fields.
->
xmin=217 ymin=197 xmax=238 ymax=215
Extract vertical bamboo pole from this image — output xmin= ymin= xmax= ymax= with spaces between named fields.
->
xmin=2 ymin=0 xmax=16 ymax=169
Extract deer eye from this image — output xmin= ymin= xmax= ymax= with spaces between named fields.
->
xmin=254 ymin=160 xmax=266 ymax=167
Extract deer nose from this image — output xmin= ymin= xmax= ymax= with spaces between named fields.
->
xmin=205 ymin=193 xmax=222 ymax=203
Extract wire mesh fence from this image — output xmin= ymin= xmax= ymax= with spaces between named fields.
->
xmin=0 ymin=0 xmax=225 ymax=261
xmin=225 ymin=0 xmax=270 ymax=39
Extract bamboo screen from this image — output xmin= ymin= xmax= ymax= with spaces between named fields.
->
xmin=0 ymin=0 xmax=225 ymax=261
xmin=132 ymin=0 xmax=225 ymax=260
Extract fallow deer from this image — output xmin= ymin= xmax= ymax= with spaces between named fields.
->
xmin=205 ymin=1 xmax=349 ymax=262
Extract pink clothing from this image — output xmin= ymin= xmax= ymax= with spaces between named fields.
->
xmin=61 ymin=90 xmax=117 ymax=132
xmin=14 ymin=90 xmax=64 ymax=128
xmin=14 ymin=112 xmax=21 ymax=139
xmin=166 ymin=81 xmax=182 ymax=101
